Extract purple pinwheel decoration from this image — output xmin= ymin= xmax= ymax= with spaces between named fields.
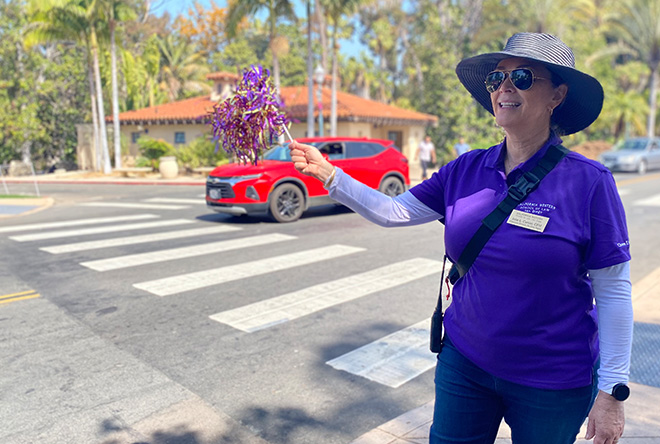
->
xmin=208 ymin=65 xmax=292 ymax=164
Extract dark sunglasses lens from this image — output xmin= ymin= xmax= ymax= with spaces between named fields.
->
xmin=510 ymin=69 xmax=533 ymax=90
xmin=485 ymin=72 xmax=505 ymax=93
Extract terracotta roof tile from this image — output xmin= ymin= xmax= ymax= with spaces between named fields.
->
xmin=111 ymin=86 xmax=438 ymax=125
xmin=111 ymin=96 xmax=215 ymax=123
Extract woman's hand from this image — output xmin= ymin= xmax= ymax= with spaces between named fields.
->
xmin=585 ymin=391 xmax=625 ymax=444
xmin=289 ymin=140 xmax=335 ymax=184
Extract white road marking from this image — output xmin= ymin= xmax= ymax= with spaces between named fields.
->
xmin=10 ymin=219 xmax=194 ymax=242
xmin=81 ymin=233 xmax=296 ymax=271
xmin=40 ymin=225 xmax=242 ymax=254
xmin=143 ymin=198 xmax=206 ymax=205
xmin=326 ymin=318 xmax=436 ymax=388
xmin=134 ymin=245 xmax=365 ymax=297
xmin=79 ymin=202 xmax=189 ymax=210
xmin=633 ymin=194 xmax=660 ymax=206
xmin=210 ymin=258 xmax=442 ymax=332
xmin=618 ymin=189 xmax=630 ymax=196
xmin=0 ymin=214 xmax=158 ymax=234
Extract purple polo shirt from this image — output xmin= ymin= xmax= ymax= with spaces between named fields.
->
xmin=410 ymin=134 xmax=630 ymax=389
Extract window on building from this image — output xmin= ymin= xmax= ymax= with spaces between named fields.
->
xmin=131 ymin=132 xmax=141 ymax=143
xmin=174 ymin=132 xmax=186 ymax=144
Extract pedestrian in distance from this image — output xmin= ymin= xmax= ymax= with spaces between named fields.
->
xmin=415 ymin=135 xmax=437 ymax=180
xmin=288 ymin=32 xmax=632 ymax=444
xmin=453 ymin=136 xmax=471 ymax=157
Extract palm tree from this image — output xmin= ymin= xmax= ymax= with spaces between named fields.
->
xmin=607 ymin=0 xmax=660 ymax=137
xmin=26 ymin=0 xmax=112 ymax=173
xmin=226 ymin=0 xmax=297 ymax=95
xmin=101 ymin=0 xmax=136 ymax=169
xmin=157 ymin=35 xmax=210 ymax=102
xmin=322 ymin=0 xmax=362 ymax=136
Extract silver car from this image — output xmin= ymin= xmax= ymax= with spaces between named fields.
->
xmin=599 ymin=137 xmax=660 ymax=174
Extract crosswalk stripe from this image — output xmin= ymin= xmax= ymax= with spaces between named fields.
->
xmin=79 ymin=202 xmax=189 ymax=210
xmin=40 ymin=225 xmax=242 ymax=254
xmin=134 ymin=244 xmax=365 ymax=296
xmin=326 ymin=318 xmax=436 ymax=388
xmin=0 ymin=214 xmax=158 ymax=234
xmin=633 ymin=194 xmax=660 ymax=206
xmin=81 ymin=233 xmax=297 ymax=271
xmin=143 ymin=198 xmax=205 ymax=205
xmin=210 ymin=258 xmax=442 ymax=332
xmin=10 ymin=219 xmax=194 ymax=242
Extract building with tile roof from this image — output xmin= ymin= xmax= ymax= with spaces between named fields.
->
xmin=79 ymin=72 xmax=438 ymax=170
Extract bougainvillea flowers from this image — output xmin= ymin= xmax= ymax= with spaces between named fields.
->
xmin=208 ymin=65 xmax=291 ymax=164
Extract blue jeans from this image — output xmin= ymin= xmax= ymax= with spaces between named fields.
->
xmin=421 ymin=160 xmax=430 ymax=179
xmin=430 ymin=336 xmax=598 ymax=444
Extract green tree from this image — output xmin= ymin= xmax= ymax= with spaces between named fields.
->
xmin=226 ymin=0 xmax=297 ymax=95
xmin=27 ymin=0 xmax=113 ymax=173
xmin=101 ymin=0 xmax=137 ymax=169
xmin=157 ymin=34 xmax=210 ymax=102
xmin=322 ymin=0 xmax=362 ymax=136
xmin=606 ymin=0 xmax=660 ymax=137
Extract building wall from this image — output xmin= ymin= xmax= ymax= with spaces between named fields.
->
xmin=123 ymin=123 xmax=208 ymax=157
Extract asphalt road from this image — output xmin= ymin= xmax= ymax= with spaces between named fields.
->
xmin=1 ymin=172 xmax=659 ymax=444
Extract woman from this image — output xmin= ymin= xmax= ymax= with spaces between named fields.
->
xmin=289 ymin=33 xmax=632 ymax=444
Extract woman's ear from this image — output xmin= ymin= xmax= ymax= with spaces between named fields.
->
xmin=552 ymin=84 xmax=568 ymax=108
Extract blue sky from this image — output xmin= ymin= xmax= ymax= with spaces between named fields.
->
xmin=150 ymin=0 xmax=367 ymax=58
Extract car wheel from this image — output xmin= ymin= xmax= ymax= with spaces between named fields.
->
xmin=379 ymin=176 xmax=405 ymax=197
xmin=638 ymin=160 xmax=648 ymax=175
xmin=269 ymin=183 xmax=305 ymax=223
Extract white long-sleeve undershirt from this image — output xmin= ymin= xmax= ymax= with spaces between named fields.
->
xmin=327 ymin=167 xmax=632 ymax=393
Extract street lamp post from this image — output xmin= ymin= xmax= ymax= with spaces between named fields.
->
xmin=314 ymin=64 xmax=325 ymax=137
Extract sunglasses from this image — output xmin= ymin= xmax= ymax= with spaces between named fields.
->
xmin=484 ymin=68 xmax=548 ymax=93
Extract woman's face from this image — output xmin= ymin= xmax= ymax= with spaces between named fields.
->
xmin=489 ymin=57 xmax=567 ymax=135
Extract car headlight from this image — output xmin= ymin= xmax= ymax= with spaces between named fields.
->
xmin=207 ymin=174 xmax=263 ymax=185
xmin=621 ymin=155 xmax=637 ymax=163
xmin=234 ymin=174 xmax=263 ymax=181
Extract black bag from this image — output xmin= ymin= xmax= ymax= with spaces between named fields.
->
xmin=430 ymin=309 xmax=444 ymax=353
xmin=429 ymin=144 xmax=569 ymax=353
xmin=430 ymin=255 xmax=450 ymax=354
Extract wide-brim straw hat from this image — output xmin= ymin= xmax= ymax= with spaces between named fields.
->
xmin=455 ymin=32 xmax=604 ymax=135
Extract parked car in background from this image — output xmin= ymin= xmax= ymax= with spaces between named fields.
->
xmin=599 ymin=137 xmax=660 ymax=175
xmin=206 ymin=137 xmax=410 ymax=222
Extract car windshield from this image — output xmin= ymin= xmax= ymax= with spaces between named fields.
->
xmin=617 ymin=139 xmax=649 ymax=151
xmin=262 ymin=142 xmax=322 ymax=161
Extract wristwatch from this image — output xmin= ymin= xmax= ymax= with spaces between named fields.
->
xmin=610 ymin=383 xmax=630 ymax=401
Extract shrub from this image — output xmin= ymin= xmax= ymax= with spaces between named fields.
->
xmin=175 ymin=136 xmax=227 ymax=171
xmin=137 ymin=137 xmax=174 ymax=169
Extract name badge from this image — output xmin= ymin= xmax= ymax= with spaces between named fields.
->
xmin=507 ymin=209 xmax=549 ymax=233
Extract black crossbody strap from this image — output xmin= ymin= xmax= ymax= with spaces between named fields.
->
xmin=447 ymin=144 xmax=569 ymax=285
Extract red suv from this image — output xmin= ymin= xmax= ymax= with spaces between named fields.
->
xmin=206 ymin=137 xmax=410 ymax=222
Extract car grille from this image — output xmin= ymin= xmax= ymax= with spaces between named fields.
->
xmin=207 ymin=182 xmax=235 ymax=199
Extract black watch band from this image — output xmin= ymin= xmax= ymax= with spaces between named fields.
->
xmin=611 ymin=383 xmax=630 ymax=401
